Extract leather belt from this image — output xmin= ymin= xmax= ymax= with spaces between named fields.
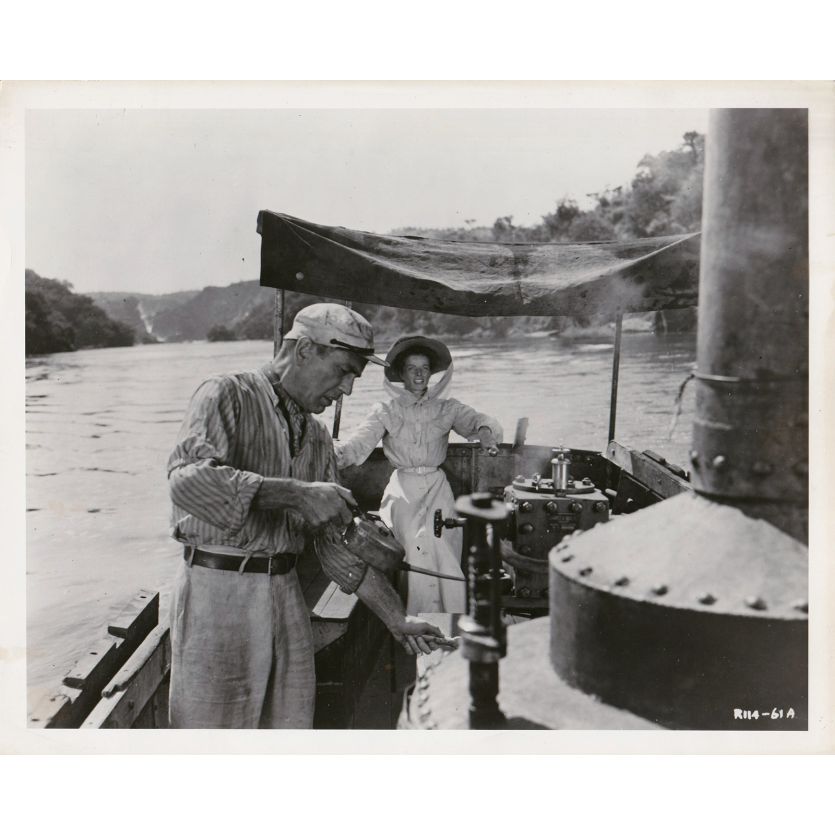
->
xmin=184 ymin=547 xmax=297 ymax=575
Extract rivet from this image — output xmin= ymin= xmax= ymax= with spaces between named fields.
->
xmin=793 ymin=600 xmax=809 ymax=614
xmin=698 ymin=592 xmax=717 ymax=605
xmin=613 ymin=576 xmax=630 ymax=587
xmin=793 ymin=460 xmax=808 ymax=478
xmin=711 ymin=455 xmax=727 ymax=471
xmin=744 ymin=596 xmax=767 ymax=611
xmin=751 ymin=461 xmax=773 ymax=477
xmin=651 ymin=584 xmax=668 ymax=596
xmin=578 ymin=567 xmax=593 ymax=577
xmin=689 ymin=450 xmax=700 ymax=466
xmin=560 ymin=554 xmax=574 ymax=563
xmin=295 ymin=271 xmax=304 ymax=281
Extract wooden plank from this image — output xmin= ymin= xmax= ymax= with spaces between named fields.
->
xmin=29 ymin=685 xmax=84 ymax=729
xmin=312 ymin=620 xmax=347 ymax=653
xmin=605 ymin=441 xmax=691 ymax=499
xmin=311 ymin=582 xmax=358 ymax=622
xmin=107 ymin=590 xmax=159 ymax=642
xmin=29 ymin=589 xmax=162 ymax=728
xmin=82 ymin=627 xmax=171 ymax=729
xmin=63 ymin=636 xmax=124 ymax=690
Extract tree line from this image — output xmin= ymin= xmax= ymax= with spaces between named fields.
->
xmin=26 ymin=131 xmax=704 ymax=352
xmin=25 ymin=270 xmax=136 ymax=356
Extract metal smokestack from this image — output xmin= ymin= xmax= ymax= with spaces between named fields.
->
xmin=546 ymin=109 xmax=809 ymax=729
xmin=691 ymin=109 xmax=808 ymax=543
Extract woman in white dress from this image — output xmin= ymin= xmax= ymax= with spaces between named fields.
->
xmin=334 ymin=336 xmax=503 ymax=615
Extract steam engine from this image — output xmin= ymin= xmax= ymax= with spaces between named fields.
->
xmin=502 ymin=448 xmax=610 ymax=602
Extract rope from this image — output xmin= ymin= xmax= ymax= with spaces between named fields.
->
xmin=667 ymin=371 xmax=695 ymax=439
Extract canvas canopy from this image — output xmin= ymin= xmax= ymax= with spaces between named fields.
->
xmin=258 ymin=211 xmax=701 ymax=318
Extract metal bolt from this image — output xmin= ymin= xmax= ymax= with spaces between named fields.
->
xmin=793 ymin=600 xmax=809 ymax=614
xmin=520 ymin=501 xmax=533 ymax=513
xmin=613 ymin=576 xmax=629 ymax=587
xmin=751 ymin=461 xmax=773 ymax=476
xmin=545 ymin=501 xmax=557 ymax=514
xmin=518 ymin=587 xmax=531 ymax=598
xmin=295 ymin=271 xmax=304 ymax=281
xmin=698 ymin=592 xmax=717 ymax=605
xmin=579 ymin=567 xmax=593 ymax=577
xmin=519 ymin=523 xmax=534 ymax=534
xmin=582 ymin=477 xmax=592 ymax=485
xmin=651 ymin=584 xmax=668 ymax=596
xmin=569 ymin=501 xmax=583 ymax=513
xmin=593 ymin=501 xmax=608 ymax=513
xmin=711 ymin=455 xmax=727 ymax=471
xmin=689 ymin=450 xmax=700 ymax=466
xmin=744 ymin=596 xmax=767 ymax=611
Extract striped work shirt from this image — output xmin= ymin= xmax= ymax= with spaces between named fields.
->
xmin=168 ymin=364 xmax=366 ymax=593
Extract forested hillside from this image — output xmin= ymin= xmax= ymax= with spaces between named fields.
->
xmin=25 ymin=271 xmax=136 ymax=356
xmin=27 ymin=132 xmax=703 ymax=351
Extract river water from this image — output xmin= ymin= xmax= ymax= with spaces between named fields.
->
xmin=25 ymin=334 xmax=696 ymax=704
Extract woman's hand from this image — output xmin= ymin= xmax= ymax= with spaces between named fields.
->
xmin=477 ymin=426 xmax=499 ymax=457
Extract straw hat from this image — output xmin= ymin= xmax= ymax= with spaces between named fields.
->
xmin=384 ymin=336 xmax=452 ymax=383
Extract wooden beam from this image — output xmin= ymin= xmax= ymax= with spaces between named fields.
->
xmin=29 ymin=590 xmax=161 ymax=728
xmin=82 ymin=627 xmax=171 ymax=729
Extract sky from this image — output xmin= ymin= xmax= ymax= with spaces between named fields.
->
xmin=26 ymin=108 xmax=708 ymax=295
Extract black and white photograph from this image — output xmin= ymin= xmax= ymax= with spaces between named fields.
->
xmin=1 ymin=81 xmax=832 ymax=754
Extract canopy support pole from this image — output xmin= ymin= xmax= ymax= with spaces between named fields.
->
xmin=607 ymin=313 xmax=623 ymax=444
xmin=331 ymin=300 xmax=352 ymax=439
xmin=273 ymin=289 xmax=285 ymax=358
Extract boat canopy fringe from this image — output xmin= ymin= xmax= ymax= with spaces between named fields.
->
xmin=258 ymin=211 xmax=701 ymax=318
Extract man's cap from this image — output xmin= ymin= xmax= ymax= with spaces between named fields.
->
xmin=285 ymin=303 xmax=388 ymax=366
xmin=384 ymin=335 xmax=452 ymax=383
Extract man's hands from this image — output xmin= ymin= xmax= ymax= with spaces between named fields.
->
xmin=477 ymin=426 xmax=499 ymax=457
xmin=293 ymin=481 xmax=357 ymax=530
xmin=390 ymin=616 xmax=457 ymax=655
xmin=253 ymin=478 xmax=356 ymax=530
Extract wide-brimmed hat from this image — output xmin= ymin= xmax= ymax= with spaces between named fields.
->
xmin=285 ymin=303 xmax=387 ymax=366
xmin=384 ymin=336 xmax=452 ymax=383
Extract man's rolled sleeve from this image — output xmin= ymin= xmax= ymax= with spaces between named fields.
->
xmin=168 ymin=376 xmax=265 ymax=536
xmin=169 ymin=460 xmax=264 ymax=537
xmin=313 ymin=527 xmax=368 ymax=595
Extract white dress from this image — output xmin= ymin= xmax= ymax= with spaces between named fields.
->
xmin=334 ymin=366 xmax=503 ymax=615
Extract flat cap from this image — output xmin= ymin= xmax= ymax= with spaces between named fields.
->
xmin=285 ymin=303 xmax=387 ymax=366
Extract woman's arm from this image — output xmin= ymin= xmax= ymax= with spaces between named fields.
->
xmin=449 ymin=399 xmax=504 ymax=453
xmin=333 ymin=402 xmax=388 ymax=469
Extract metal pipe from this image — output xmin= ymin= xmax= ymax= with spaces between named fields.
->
xmin=608 ymin=313 xmax=623 ymax=443
xmin=691 ymin=109 xmax=808 ymax=542
xmin=456 ymin=493 xmax=508 ymax=730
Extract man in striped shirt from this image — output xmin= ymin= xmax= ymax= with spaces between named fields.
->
xmin=167 ymin=303 xmax=445 ymax=728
